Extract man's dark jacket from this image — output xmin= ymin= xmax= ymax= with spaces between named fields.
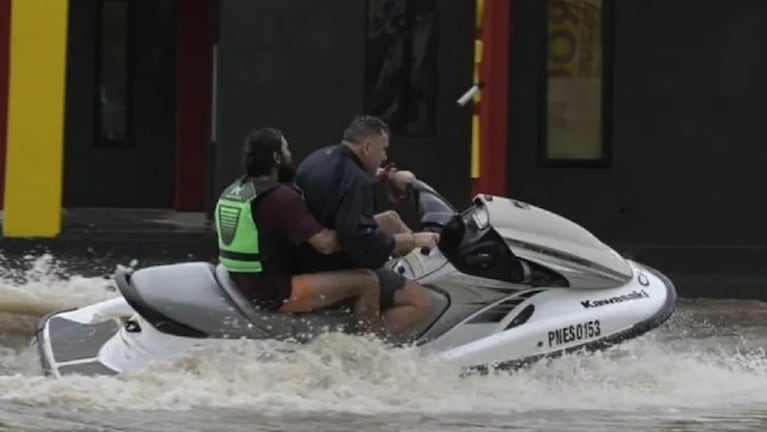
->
xmin=293 ymin=143 xmax=395 ymax=271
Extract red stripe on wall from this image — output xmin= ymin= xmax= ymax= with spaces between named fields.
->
xmin=0 ymin=0 xmax=10 ymax=210
xmin=174 ymin=0 xmax=212 ymax=212
xmin=472 ymin=0 xmax=510 ymax=198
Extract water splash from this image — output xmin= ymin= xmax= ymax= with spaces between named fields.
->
xmin=0 ymin=254 xmax=124 ymax=316
xmin=0 ymin=321 xmax=765 ymax=416
xmin=0 ymin=254 xmax=765 ymax=419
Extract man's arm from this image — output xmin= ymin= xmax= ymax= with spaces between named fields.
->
xmin=277 ymin=187 xmax=342 ymax=255
xmin=306 ymin=229 xmax=343 ymax=255
xmin=334 ymin=178 xmax=442 ymax=266
xmin=334 ymin=178 xmax=396 ymax=269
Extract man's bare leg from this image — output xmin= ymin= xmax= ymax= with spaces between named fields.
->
xmin=380 ymin=279 xmax=433 ymax=339
xmin=371 ymin=268 xmax=434 ymax=342
xmin=372 ymin=211 xmax=436 ymax=340
xmin=280 ymin=269 xmax=383 ymax=333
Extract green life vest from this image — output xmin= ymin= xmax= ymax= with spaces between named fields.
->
xmin=214 ymin=177 xmax=278 ymax=273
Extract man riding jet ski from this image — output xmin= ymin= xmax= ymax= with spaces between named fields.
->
xmin=213 ymin=126 xmax=440 ymax=341
xmin=33 ymin=126 xmax=677 ymax=377
xmin=293 ymin=115 xmax=446 ymax=340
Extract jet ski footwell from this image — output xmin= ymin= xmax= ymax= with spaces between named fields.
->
xmin=35 ymin=296 xmax=138 ymax=377
xmin=36 ymin=311 xmax=120 ymax=377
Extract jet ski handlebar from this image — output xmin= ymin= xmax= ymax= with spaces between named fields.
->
xmin=404 ymin=179 xmax=463 ymax=256
xmin=408 ymin=179 xmax=458 ymax=214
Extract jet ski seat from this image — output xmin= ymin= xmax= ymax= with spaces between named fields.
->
xmin=120 ymin=261 xmax=450 ymax=344
xmin=213 ymin=263 xmax=277 ymax=324
xmin=119 ymin=262 xmax=277 ymax=339
xmin=118 ymin=262 xmax=356 ymax=341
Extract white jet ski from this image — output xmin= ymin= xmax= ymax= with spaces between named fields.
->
xmin=34 ymin=180 xmax=677 ymax=378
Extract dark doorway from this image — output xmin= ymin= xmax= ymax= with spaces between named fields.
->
xmin=366 ymin=0 xmax=475 ymax=213
xmin=64 ymin=0 xmax=177 ymax=208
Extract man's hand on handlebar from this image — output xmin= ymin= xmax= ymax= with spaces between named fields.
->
xmin=393 ymin=231 xmax=439 ymax=256
xmin=413 ymin=232 xmax=440 ymax=250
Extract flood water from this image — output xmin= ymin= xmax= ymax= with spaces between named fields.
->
xmin=0 ymin=254 xmax=766 ymax=431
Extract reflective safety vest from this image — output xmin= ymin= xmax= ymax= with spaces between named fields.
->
xmin=214 ymin=177 xmax=278 ymax=273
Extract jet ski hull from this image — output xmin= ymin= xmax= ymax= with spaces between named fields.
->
xmin=35 ymin=260 xmax=675 ymax=378
xmin=34 ymin=184 xmax=678 ymax=377
xmin=431 ymin=261 xmax=677 ymax=372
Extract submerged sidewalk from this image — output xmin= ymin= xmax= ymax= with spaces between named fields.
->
xmin=0 ymin=209 xmax=218 ymax=280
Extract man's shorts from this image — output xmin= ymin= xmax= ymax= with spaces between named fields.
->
xmin=373 ymin=267 xmax=407 ymax=310
xmin=278 ymin=268 xmax=407 ymax=313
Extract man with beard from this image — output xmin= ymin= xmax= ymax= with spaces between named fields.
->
xmin=214 ymin=128 xmax=382 ymax=332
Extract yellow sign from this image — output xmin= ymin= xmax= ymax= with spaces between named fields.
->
xmin=546 ymin=0 xmax=604 ymax=160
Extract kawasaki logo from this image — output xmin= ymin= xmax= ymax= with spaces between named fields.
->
xmin=581 ymin=290 xmax=649 ymax=309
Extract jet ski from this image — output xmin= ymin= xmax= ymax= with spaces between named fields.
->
xmin=34 ymin=180 xmax=677 ymax=378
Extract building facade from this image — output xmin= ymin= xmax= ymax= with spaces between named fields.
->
xmin=0 ymin=0 xmax=509 ymax=237
xmin=1 ymin=0 xmax=766 ymax=286
xmin=508 ymin=0 xmax=767 ymax=278
xmin=0 ymin=0 xmax=214 ymax=235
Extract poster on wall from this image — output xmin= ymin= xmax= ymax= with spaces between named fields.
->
xmin=546 ymin=0 xmax=604 ymax=161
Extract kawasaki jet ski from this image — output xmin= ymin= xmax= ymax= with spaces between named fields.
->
xmin=34 ymin=180 xmax=677 ymax=378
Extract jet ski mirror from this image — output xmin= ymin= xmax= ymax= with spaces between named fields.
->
xmin=421 ymin=212 xmax=456 ymax=232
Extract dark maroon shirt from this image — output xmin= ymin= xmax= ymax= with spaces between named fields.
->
xmin=229 ymin=184 xmax=324 ymax=309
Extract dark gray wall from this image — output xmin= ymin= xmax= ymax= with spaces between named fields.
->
xmin=508 ymin=0 xmax=767 ymax=296
xmin=213 ymin=0 xmax=367 ymax=199
xmin=64 ymin=0 xmax=177 ymax=208
xmin=213 ymin=0 xmax=475 ymax=213
xmin=374 ymin=0 xmax=475 ymax=210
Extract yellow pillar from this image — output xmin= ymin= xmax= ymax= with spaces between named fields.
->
xmin=471 ymin=0 xmax=485 ymax=180
xmin=3 ymin=0 xmax=69 ymax=237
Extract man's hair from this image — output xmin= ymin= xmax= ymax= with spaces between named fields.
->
xmin=243 ymin=128 xmax=283 ymax=177
xmin=342 ymin=115 xmax=391 ymax=145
